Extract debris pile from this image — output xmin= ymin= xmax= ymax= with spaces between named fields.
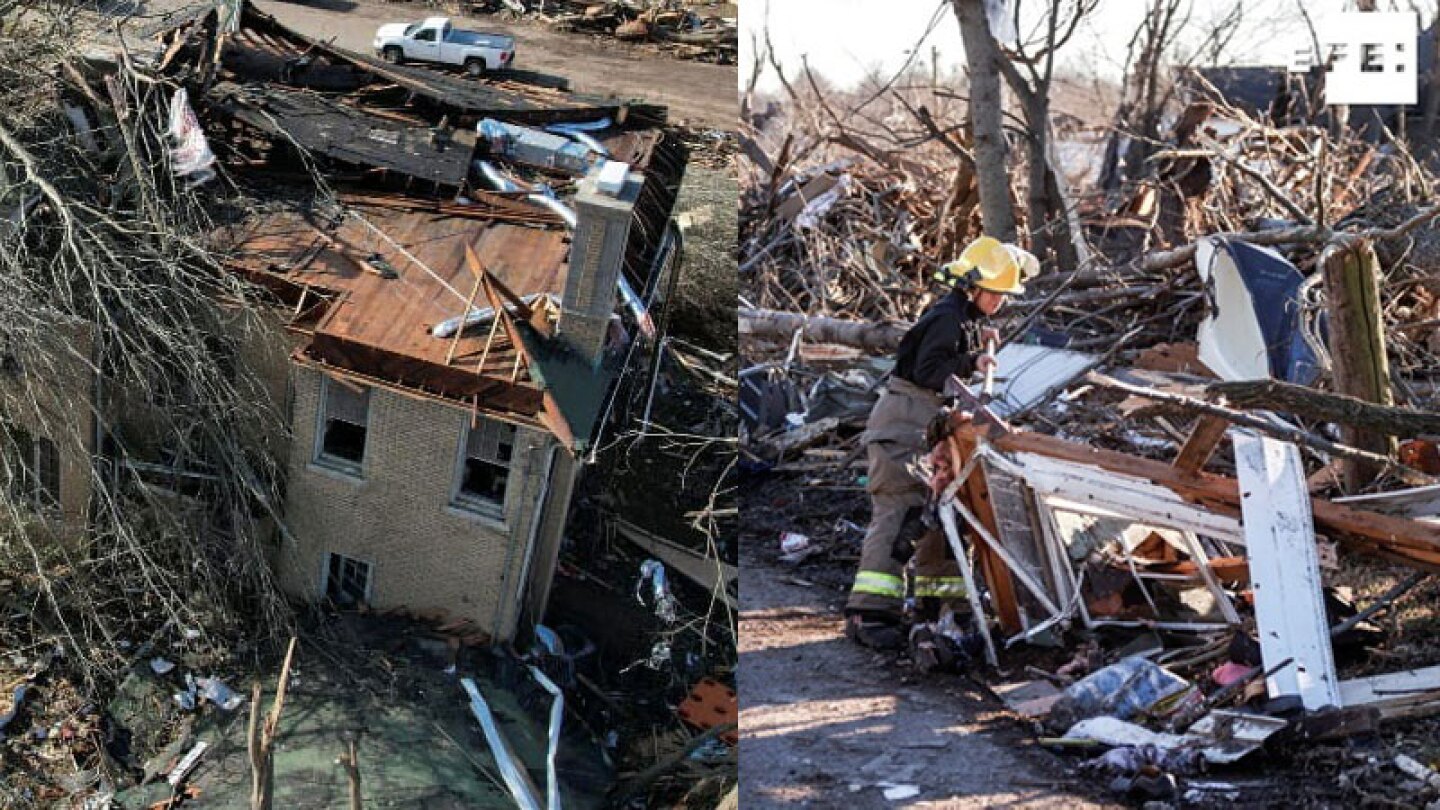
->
xmin=0 ymin=0 xmax=732 ymax=806
xmin=740 ymin=56 xmax=1440 ymax=807
xmin=442 ymin=0 xmax=737 ymax=62
xmin=740 ymin=84 xmax=985 ymax=324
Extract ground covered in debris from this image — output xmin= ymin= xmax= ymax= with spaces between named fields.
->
xmin=738 ymin=487 xmax=1119 ymax=809
xmin=538 ymin=135 xmax=740 ymax=806
xmin=742 ymin=469 xmax=1440 ymax=809
xmin=220 ymin=0 xmax=738 ymax=127
xmin=738 ymin=5 xmax=1440 ymax=804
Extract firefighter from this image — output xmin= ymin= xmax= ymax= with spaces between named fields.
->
xmin=844 ymin=236 xmax=1035 ymax=650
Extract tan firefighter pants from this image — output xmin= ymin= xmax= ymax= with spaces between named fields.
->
xmin=846 ymin=378 xmax=967 ymax=619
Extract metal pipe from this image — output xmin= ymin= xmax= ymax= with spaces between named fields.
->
xmin=546 ymin=117 xmax=612 ymax=132
xmin=474 ymin=159 xmax=522 ymax=193
xmin=526 ymin=193 xmax=577 ymax=228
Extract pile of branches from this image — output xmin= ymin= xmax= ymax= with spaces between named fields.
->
xmin=740 ymin=55 xmax=1440 ymax=393
xmin=0 ymin=2 xmax=291 ymax=697
xmin=1033 ymin=92 xmax=1440 ymax=383
xmin=740 ymin=68 xmax=995 ymax=325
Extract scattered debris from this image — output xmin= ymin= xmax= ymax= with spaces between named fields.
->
xmin=741 ymin=6 xmax=1440 ymax=805
xmin=489 ymin=1 xmax=737 ymax=63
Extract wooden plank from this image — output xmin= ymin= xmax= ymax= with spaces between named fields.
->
xmin=988 ymin=429 xmax=1440 ymax=569
xmin=1334 ymin=484 xmax=1440 ymax=519
xmin=611 ymin=518 xmax=737 ymax=608
xmin=1234 ymin=431 xmax=1341 ymax=711
xmin=1339 ymin=664 xmax=1440 ymax=718
xmin=1007 ymin=454 xmax=1245 ymax=542
xmin=1174 ymin=414 xmax=1230 ymax=473
xmin=447 ymin=272 xmax=485 ymax=367
xmin=950 ymin=429 xmax=1022 ymax=634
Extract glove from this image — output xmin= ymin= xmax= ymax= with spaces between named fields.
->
xmin=926 ymin=408 xmax=953 ymax=448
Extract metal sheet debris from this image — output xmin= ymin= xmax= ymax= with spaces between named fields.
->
xmin=1234 ymin=431 xmax=1342 ymax=710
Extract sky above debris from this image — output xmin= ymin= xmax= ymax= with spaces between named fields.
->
xmin=741 ymin=0 xmax=1361 ymax=94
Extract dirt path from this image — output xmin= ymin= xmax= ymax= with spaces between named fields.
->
xmin=254 ymin=0 xmax=736 ymax=128
xmin=739 ymin=542 xmax=1121 ymax=809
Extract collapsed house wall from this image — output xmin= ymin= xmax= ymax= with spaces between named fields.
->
xmin=278 ymin=363 xmax=564 ymax=640
xmin=0 ymin=325 xmax=94 ymax=543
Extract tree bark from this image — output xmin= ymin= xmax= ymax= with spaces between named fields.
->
xmin=739 ymin=308 xmax=907 ymax=353
xmin=1420 ymin=11 xmax=1440 ymax=149
xmin=1024 ymin=94 xmax=1053 ymax=264
xmin=1320 ymin=236 xmax=1396 ymax=491
xmin=952 ymin=0 xmax=1017 ymax=242
xmin=1209 ymin=379 xmax=1440 ymax=439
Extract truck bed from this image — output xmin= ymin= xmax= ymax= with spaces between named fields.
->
xmin=445 ymin=29 xmax=514 ymax=50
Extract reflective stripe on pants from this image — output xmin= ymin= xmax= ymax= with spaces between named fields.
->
xmin=851 ymin=570 xmax=905 ymax=599
xmin=914 ymin=576 xmax=968 ymax=599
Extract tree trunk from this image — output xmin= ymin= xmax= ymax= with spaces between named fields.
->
xmin=1025 ymin=94 xmax=1053 ymax=264
xmin=1419 ymin=13 xmax=1440 ymax=150
xmin=739 ymin=308 xmax=908 ymax=353
xmin=1320 ymin=236 xmax=1395 ymax=491
xmin=952 ymin=0 xmax=1016 ymax=242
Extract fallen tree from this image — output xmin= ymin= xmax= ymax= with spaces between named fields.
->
xmin=738 ymin=306 xmax=907 ymax=353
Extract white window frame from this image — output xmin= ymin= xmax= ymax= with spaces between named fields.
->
xmin=2 ymin=424 xmax=59 ymax=513
xmin=321 ymin=552 xmax=374 ymax=607
xmin=450 ymin=415 xmax=516 ymax=521
xmin=313 ymin=375 xmax=370 ymax=479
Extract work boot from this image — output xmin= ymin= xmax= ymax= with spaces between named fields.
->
xmin=910 ymin=622 xmax=987 ymax=674
xmin=909 ymin=623 xmax=950 ymax=674
xmin=844 ymin=612 xmax=905 ymax=651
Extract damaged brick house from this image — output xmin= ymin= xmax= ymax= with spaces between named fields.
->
xmin=2 ymin=1 xmax=685 ymax=643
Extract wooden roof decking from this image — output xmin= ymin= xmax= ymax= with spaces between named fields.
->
xmin=208 ymin=83 xmax=479 ymax=186
xmin=219 ymin=201 xmax=572 ymax=418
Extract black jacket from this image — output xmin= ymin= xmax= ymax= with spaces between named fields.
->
xmin=894 ymin=292 xmax=983 ymax=393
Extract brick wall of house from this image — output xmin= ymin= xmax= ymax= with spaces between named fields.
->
xmin=0 ymin=325 xmax=94 ymax=542
xmin=279 ymin=364 xmax=562 ymax=640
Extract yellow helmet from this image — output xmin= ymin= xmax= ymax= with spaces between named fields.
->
xmin=933 ymin=236 xmax=1035 ymax=295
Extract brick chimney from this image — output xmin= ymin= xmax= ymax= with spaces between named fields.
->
xmin=559 ymin=160 xmax=644 ymax=366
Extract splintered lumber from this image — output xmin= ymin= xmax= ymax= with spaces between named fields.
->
xmin=1174 ymin=414 xmax=1230 ymax=473
xmin=950 ymin=429 xmax=1022 ymax=634
xmin=985 ymin=429 xmax=1440 ymax=571
xmin=738 ymin=307 xmax=907 ymax=353
xmin=1321 ymin=236 xmax=1396 ymax=490
xmin=1208 ymin=379 xmax=1440 ymax=438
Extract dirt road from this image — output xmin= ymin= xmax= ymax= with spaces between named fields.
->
xmin=739 ymin=542 xmax=1120 ymax=808
xmin=251 ymin=0 xmax=736 ymax=128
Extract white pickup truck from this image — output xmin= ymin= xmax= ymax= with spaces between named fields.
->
xmin=373 ymin=17 xmax=515 ymax=77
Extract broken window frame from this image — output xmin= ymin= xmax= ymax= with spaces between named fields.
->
xmin=451 ymin=415 xmax=516 ymax=520
xmin=948 ymin=426 xmax=1440 ymax=719
xmin=314 ymin=375 xmax=370 ymax=478
xmin=1 ymin=424 xmax=60 ymax=513
xmin=939 ymin=445 xmax=1247 ymax=643
xmin=323 ymin=552 xmax=373 ymax=608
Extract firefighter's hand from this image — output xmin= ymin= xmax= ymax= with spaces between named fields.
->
xmin=976 ymin=354 xmax=997 ymax=374
xmin=926 ymin=409 xmax=953 ymax=447
xmin=980 ymin=327 xmax=1000 ymax=346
